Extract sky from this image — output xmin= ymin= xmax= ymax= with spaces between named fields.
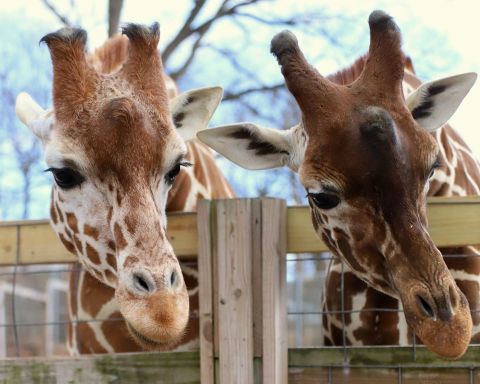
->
xmin=1 ymin=0 xmax=480 ymax=220
xmin=2 ymin=0 xmax=480 ymax=152
xmin=3 ymin=0 xmax=480 ymax=152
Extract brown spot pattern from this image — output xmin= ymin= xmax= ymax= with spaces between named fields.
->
xmin=86 ymin=243 xmax=101 ymax=264
xmin=83 ymin=224 xmax=100 ymax=241
xmin=66 ymin=212 xmax=79 ymax=233
xmin=113 ymin=223 xmax=127 ymax=250
xmin=59 ymin=233 xmax=75 ymax=254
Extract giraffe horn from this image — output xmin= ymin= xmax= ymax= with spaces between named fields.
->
xmin=360 ymin=10 xmax=405 ymax=95
xmin=270 ymin=30 xmax=339 ymax=119
xmin=41 ymin=27 xmax=98 ymax=123
xmin=120 ymin=23 xmax=169 ymax=112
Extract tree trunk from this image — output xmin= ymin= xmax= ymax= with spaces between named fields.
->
xmin=108 ymin=0 xmax=124 ymax=37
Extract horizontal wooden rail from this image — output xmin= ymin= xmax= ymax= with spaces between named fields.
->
xmin=0 ymin=196 xmax=479 ymax=265
xmin=287 ymin=196 xmax=480 ymax=253
xmin=0 ymin=213 xmax=197 ymax=265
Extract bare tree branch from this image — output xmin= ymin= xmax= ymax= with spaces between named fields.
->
xmin=162 ymin=0 xmax=209 ymax=64
xmin=169 ymin=36 xmax=204 ymax=81
xmin=223 ymin=83 xmax=283 ymax=101
xmin=41 ymin=0 xmax=72 ymax=27
xmin=162 ymin=0 xmax=262 ymax=65
xmin=234 ymin=12 xmax=299 ymax=26
xmin=108 ymin=0 xmax=124 ymax=37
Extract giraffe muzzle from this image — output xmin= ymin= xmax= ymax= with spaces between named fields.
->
xmin=115 ymin=262 xmax=189 ymax=350
xmin=403 ymin=282 xmax=471 ymax=359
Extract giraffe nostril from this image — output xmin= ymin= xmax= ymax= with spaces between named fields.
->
xmin=169 ymin=269 xmax=181 ymax=290
xmin=133 ymin=272 xmax=154 ymax=294
xmin=416 ymin=295 xmax=435 ymax=319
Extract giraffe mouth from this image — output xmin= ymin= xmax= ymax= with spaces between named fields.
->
xmin=126 ymin=321 xmax=178 ymax=350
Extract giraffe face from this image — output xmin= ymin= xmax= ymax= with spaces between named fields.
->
xmin=15 ymin=24 xmax=225 ymax=351
xmin=198 ymin=11 xmax=476 ymax=358
xmin=297 ymin=105 xmax=473 ymax=358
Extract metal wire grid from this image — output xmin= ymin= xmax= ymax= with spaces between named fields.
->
xmin=1 ymin=220 xmax=479 ymax=364
xmin=0 ymin=238 xmax=200 ymax=357
xmin=286 ymin=251 xmax=480 ymax=362
xmin=2 ymin=254 xmax=480 ymax=357
xmin=289 ymin=366 xmax=477 ymax=384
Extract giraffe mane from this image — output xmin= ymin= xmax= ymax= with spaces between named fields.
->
xmin=327 ymin=54 xmax=416 ymax=86
xmin=89 ymin=34 xmax=178 ymax=97
xmin=89 ymin=34 xmax=129 ymax=74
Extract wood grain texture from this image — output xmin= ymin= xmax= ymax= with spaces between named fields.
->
xmin=261 ymin=198 xmax=288 ymax=384
xmin=216 ymin=199 xmax=254 ymax=384
xmin=252 ymin=199 xmax=263 ymax=358
xmin=197 ymin=200 xmax=215 ymax=384
xmin=1 ymin=197 xmax=479 ymax=264
xmin=286 ymin=196 xmax=480 ymax=253
xmin=0 ymin=213 xmax=197 ymax=265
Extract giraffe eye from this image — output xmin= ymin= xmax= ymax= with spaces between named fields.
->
xmin=427 ymin=158 xmax=442 ymax=180
xmin=165 ymin=161 xmax=192 ymax=185
xmin=308 ymin=192 xmax=340 ymax=210
xmin=46 ymin=167 xmax=84 ymax=189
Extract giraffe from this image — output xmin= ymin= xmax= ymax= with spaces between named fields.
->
xmin=319 ymin=57 xmax=480 ymax=349
xmin=15 ymin=23 xmax=233 ymax=352
xmin=197 ymin=10 xmax=478 ymax=359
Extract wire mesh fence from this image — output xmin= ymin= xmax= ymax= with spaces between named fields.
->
xmin=0 ymin=260 xmax=200 ymax=357
xmin=0 ymin=201 xmax=479 ymax=384
xmin=2 ymin=250 xmax=479 ymax=359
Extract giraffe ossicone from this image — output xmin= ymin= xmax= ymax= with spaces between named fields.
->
xmin=198 ymin=10 xmax=477 ymax=359
xmin=16 ymin=23 xmax=226 ymax=351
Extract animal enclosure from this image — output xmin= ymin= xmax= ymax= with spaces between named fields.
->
xmin=0 ymin=196 xmax=479 ymax=383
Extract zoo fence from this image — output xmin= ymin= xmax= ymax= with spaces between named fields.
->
xmin=0 ymin=196 xmax=479 ymax=383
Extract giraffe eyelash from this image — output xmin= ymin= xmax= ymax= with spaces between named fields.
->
xmin=432 ymin=160 xmax=443 ymax=169
xmin=165 ymin=161 xmax=192 ymax=185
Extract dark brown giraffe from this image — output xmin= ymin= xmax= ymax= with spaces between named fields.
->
xmin=197 ymin=11 xmax=478 ymax=359
xmin=321 ymin=57 xmax=480 ymax=348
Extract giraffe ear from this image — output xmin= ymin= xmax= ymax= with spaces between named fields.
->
xmin=16 ymin=92 xmax=53 ymax=142
xmin=169 ymin=86 xmax=223 ymax=141
xmin=407 ymin=72 xmax=477 ymax=131
xmin=197 ymin=123 xmax=304 ymax=171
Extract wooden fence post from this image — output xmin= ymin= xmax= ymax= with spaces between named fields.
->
xmin=198 ymin=200 xmax=215 ymax=384
xmin=197 ymin=198 xmax=287 ymax=384
xmin=260 ymin=198 xmax=288 ymax=383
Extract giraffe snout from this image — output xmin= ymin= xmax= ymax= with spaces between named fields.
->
xmin=115 ymin=261 xmax=189 ymax=350
xmin=404 ymin=281 xmax=472 ymax=359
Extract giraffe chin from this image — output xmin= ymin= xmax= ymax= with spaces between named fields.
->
xmin=116 ymin=285 xmax=190 ymax=351
xmin=126 ymin=321 xmax=182 ymax=351
xmin=408 ymin=292 xmax=472 ymax=360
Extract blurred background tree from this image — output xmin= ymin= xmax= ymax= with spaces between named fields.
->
xmin=0 ymin=0 xmax=473 ymax=219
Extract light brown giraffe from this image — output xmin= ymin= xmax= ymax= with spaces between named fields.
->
xmin=197 ymin=11 xmax=478 ymax=359
xmin=68 ymin=138 xmax=233 ymax=354
xmin=16 ymin=23 xmax=233 ymax=352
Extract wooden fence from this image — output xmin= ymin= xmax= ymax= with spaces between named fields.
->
xmin=0 ymin=196 xmax=479 ymax=383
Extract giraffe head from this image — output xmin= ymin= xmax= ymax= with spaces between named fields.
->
xmin=16 ymin=24 xmax=223 ymax=350
xmin=198 ymin=11 xmax=477 ymax=358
